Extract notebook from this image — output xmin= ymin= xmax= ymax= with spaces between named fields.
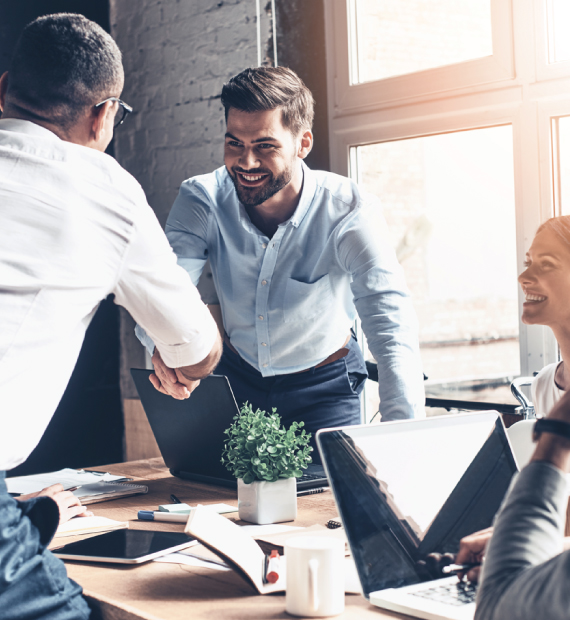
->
xmin=316 ymin=411 xmax=518 ymax=620
xmin=130 ymin=369 xmax=328 ymax=491
xmin=55 ymin=516 xmax=128 ymax=538
xmin=70 ymin=481 xmax=148 ymax=505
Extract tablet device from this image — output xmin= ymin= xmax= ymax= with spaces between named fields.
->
xmin=53 ymin=529 xmax=196 ymax=564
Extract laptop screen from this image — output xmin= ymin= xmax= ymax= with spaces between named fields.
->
xmin=316 ymin=412 xmax=517 ymax=598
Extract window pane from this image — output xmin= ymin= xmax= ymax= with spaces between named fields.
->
xmin=555 ymin=116 xmax=570 ymax=214
xmin=352 ymin=0 xmax=493 ymax=84
xmin=354 ymin=126 xmax=520 ymax=408
xmin=547 ymin=0 xmax=570 ymax=64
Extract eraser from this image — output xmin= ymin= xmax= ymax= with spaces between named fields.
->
xmin=158 ymin=503 xmax=192 ymax=513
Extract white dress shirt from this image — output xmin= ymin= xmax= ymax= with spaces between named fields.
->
xmin=0 ymin=119 xmax=218 ymax=471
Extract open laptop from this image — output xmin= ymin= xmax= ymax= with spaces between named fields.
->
xmin=316 ymin=411 xmax=518 ymax=620
xmin=131 ymin=369 xmax=328 ymax=491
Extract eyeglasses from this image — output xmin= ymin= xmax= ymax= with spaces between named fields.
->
xmin=94 ymin=97 xmax=133 ymax=128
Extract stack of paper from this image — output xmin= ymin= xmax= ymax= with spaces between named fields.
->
xmin=6 ymin=468 xmax=130 ymax=494
xmin=6 ymin=468 xmax=147 ymax=505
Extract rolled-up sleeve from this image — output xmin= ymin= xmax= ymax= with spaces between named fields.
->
xmin=336 ymin=200 xmax=425 ymax=421
xmin=113 ymin=196 xmax=218 ymax=369
xmin=165 ymin=181 xmax=212 ymax=286
xmin=476 ymin=462 xmax=570 ymax=620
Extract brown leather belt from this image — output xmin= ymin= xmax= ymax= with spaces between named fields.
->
xmin=223 ymin=333 xmax=351 ymax=373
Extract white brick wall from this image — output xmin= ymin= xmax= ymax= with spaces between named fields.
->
xmin=110 ymin=0 xmax=272 ymax=225
xmin=109 ymin=0 xmax=273 ymax=398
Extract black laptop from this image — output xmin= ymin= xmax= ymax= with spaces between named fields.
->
xmin=131 ymin=369 xmax=328 ymax=491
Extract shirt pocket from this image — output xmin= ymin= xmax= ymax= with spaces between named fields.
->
xmin=283 ymin=274 xmax=332 ymax=323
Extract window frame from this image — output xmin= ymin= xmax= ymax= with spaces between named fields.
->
xmin=327 ymin=0 xmax=514 ymax=115
xmin=324 ymin=0 xmax=566 ymax=381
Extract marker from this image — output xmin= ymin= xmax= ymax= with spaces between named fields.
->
xmin=138 ymin=510 xmax=189 ymax=523
xmin=297 ymin=487 xmax=327 ymax=497
xmin=442 ymin=562 xmax=481 ymax=574
xmin=265 ymin=550 xmax=281 ymax=583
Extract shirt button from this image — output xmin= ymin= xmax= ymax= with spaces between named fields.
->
xmin=258 ymin=315 xmax=264 ymax=320
xmin=263 ymin=363 xmax=268 ymax=368
xmin=261 ymin=280 xmax=267 ymax=286
xmin=261 ymin=342 xmax=267 ymax=347
xmin=262 ymin=243 xmax=267 ymax=249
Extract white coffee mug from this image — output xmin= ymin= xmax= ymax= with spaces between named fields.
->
xmin=285 ymin=536 xmax=345 ymax=617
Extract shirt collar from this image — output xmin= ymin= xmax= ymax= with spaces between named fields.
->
xmin=233 ymin=162 xmax=317 ymax=235
xmin=0 ymin=118 xmax=61 ymax=141
xmin=290 ymin=162 xmax=316 ymax=228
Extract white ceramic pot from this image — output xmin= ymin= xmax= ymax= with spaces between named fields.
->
xmin=237 ymin=477 xmax=297 ymax=524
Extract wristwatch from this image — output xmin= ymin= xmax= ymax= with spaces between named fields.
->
xmin=532 ymin=418 xmax=570 ymax=442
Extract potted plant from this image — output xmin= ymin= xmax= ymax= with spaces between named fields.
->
xmin=221 ymin=403 xmax=313 ymax=524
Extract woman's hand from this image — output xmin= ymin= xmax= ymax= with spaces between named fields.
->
xmin=17 ymin=484 xmax=93 ymax=525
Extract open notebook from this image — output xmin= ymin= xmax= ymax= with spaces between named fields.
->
xmin=184 ymin=507 xmax=360 ymax=594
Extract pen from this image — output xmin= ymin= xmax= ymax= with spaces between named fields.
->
xmin=264 ymin=549 xmax=281 ymax=583
xmin=68 ymin=486 xmax=82 ymax=493
xmin=297 ymin=487 xmax=327 ymax=497
xmin=442 ymin=562 xmax=481 ymax=574
xmin=170 ymin=494 xmax=182 ymax=504
xmin=138 ymin=510 xmax=189 ymax=523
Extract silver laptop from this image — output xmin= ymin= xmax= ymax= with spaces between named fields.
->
xmin=316 ymin=412 xmax=517 ymax=620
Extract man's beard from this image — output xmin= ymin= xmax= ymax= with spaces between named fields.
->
xmin=229 ymin=164 xmax=293 ymax=207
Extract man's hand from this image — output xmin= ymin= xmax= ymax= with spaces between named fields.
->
xmin=149 ymin=333 xmax=223 ymax=400
xmin=149 ymin=349 xmax=196 ymax=399
xmin=455 ymin=527 xmax=494 ymax=583
xmin=17 ymin=484 xmax=92 ymax=526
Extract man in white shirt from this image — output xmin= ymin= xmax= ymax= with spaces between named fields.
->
xmin=0 ymin=14 xmax=221 ymax=619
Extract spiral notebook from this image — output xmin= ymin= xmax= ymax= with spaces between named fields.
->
xmin=72 ymin=481 xmax=148 ymax=505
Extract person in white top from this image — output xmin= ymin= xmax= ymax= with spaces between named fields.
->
xmin=522 ymin=216 xmax=570 ymax=416
xmin=454 ymin=215 xmax=570 ymax=585
xmin=0 ymin=14 xmax=221 ymax=619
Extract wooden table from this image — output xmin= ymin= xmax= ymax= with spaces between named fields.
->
xmin=52 ymin=458 xmax=409 ymax=620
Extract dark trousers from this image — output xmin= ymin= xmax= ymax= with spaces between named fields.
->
xmin=0 ymin=472 xmax=91 ymax=620
xmin=214 ymin=333 xmax=368 ymax=463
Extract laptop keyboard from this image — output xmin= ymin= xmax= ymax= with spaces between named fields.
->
xmin=410 ymin=581 xmax=478 ymax=607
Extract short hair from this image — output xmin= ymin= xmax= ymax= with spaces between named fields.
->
xmin=6 ymin=13 xmax=123 ymax=130
xmin=220 ymin=67 xmax=315 ymax=135
xmin=536 ymin=215 xmax=570 ymax=251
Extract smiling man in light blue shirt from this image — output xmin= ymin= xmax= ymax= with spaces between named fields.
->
xmin=139 ymin=67 xmax=425 ymax=451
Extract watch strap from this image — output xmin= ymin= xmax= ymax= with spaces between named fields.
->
xmin=533 ymin=418 xmax=570 ymax=442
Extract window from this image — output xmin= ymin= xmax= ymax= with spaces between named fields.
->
xmin=325 ymin=0 xmax=564 ymax=418
xmin=351 ymin=0 xmax=493 ymax=83
xmin=553 ymin=116 xmax=570 ymax=215
xmin=546 ymin=0 xmax=570 ymax=64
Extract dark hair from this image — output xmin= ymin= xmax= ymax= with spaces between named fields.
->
xmin=220 ymin=66 xmax=314 ymax=135
xmin=536 ymin=216 xmax=570 ymax=250
xmin=6 ymin=13 xmax=123 ymax=130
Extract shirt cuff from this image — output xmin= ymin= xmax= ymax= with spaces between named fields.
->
xmin=155 ymin=315 xmax=219 ymax=369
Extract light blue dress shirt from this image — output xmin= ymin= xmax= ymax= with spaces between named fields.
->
xmin=136 ymin=163 xmax=425 ymax=420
